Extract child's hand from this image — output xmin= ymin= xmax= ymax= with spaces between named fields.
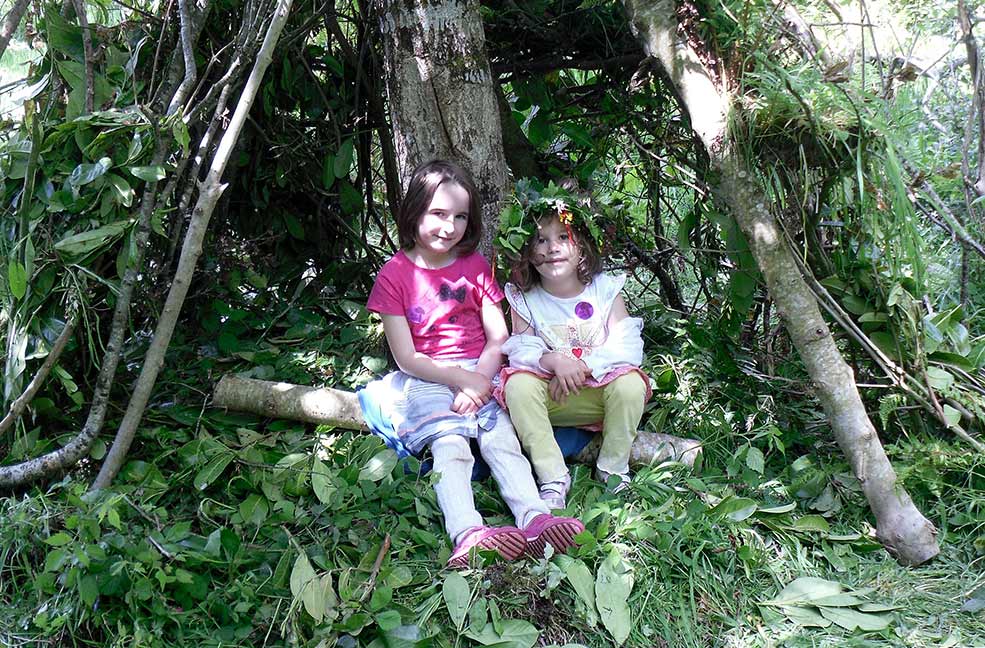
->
xmin=543 ymin=353 xmax=590 ymax=401
xmin=454 ymin=370 xmax=492 ymax=406
xmin=451 ymin=389 xmax=481 ymax=415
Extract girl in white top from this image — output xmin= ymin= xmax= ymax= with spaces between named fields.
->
xmin=498 ymin=201 xmax=650 ymax=509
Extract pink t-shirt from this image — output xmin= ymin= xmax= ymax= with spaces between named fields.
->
xmin=367 ymin=251 xmax=504 ymax=360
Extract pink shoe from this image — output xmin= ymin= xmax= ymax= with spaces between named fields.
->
xmin=447 ymin=525 xmax=527 ymax=569
xmin=523 ymin=513 xmax=585 ymax=558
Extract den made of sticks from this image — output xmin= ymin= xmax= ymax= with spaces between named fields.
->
xmin=0 ymin=0 xmax=983 ymax=646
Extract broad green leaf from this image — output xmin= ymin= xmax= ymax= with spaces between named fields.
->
xmin=465 ymin=618 xmax=539 ymax=648
xmin=129 ymin=165 xmax=166 ymax=182
xmin=442 ymin=572 xmax=470 ymax=630
xmin=359 ymin=449 xmax=397 ymax=482
xmin=45 ymin=532 xmax=73 ymax=547
xmin=745 ymin=446 xmax=765 ymax=474
xmin=172 ymin=118 xmax=190 ymax=153
xmin=54 ymin=220 xmax=130 ymax=257
xmin=193 ymin=451 xmax=234 ymax=490
xmin=818 ymin=606 xmax=891 ymax=632
xmin=564 ymin=559 xmax=597 ymax=614
xmin=322 ymin=154 xmax=336 ymax=189
xmin=792 ymin=515 xmax=830 ymax=533
xmin=8 ymin=260 xmax=26 ymax=300
xmin=106 ymin=173 xmax=134 ymax=207
xmin=68 ymin=157 xmax=112 ymax=187
xmin=960 ymin=585 xmax=985 ymax=613
xmin=595 ymin=547 xmax=633 ymax=645
xmin=284 ymin=213 xmax=304 ymax=240
xmin=708 ymin=496 xmax=758 ymax=522
xmin=290 ymin=553 xmax=332 ymax=623
xmin=757 ymin=502 xmax=796 ymax=515
xmin=858 ymin=602 xmax=901 ymax=612
xmin=925 ymin=367 xmax=954 ymax=391
xmin=942 ymin=405 xmax=961 ymax=428
xmin=811 ymin=593 xmax=865 ymax=607
xmin=762 ymin=577 xmax=843 ymax=606
xmin=311 ymin=459 xmax=336 ymax=504
xmin=778 ymin=604 xmax=832 ymax=627
xmin=339 ymin=180 xmax=362 ymax=215
xmin=334 ymin=138 xmax=354 ymax=178
xmin=238 ymin=494 xmax=269 ymax=526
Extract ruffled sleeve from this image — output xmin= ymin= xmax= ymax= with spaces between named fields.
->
xmin=581 ymin=316 xmax=644 ymax=380
xmin=504 ymin=283 xmax=534 ymax=326
xmin=594 ymin=273 xmax=627 ymax=323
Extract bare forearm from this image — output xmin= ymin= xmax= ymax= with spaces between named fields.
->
xmin=393 ymin=352 xmax=467 ymax=388
xmin=474 ymin=341 xmax=505 ymax=380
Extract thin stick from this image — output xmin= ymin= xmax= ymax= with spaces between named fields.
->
xmin=359 ymin=534 xmax=391 ymax=603
xmin=168 ymin=0 xmax=198 ymax=115
xmin=73 ymin=0 xmax=94 ymax=113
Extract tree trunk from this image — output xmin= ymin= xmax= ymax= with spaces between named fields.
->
xmin=622 ymin=0 xmax=939 ymax=565
xmin=212 ymin=375 xmax=703 ymax=469
xmin=375 ymin=0 xmax=510 ymax=254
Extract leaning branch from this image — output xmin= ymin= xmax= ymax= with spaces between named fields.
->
xmin=92 ymin=0 xmax=295 ymax=490
xmin=0 ymin=0 xmax=30 ymax=63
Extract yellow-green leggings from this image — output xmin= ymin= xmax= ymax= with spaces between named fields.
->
xmin=503 ymin=372 xmax=647 ymax=483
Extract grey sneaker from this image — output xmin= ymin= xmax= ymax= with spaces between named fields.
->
xmin=596 ymin=469 xmax=631 ymax=494
xmin=538 ymin=473 xmax=571 ymax=509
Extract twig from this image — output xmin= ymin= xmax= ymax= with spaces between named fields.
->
xmin=0 ymin=0 xmax=31 ymax=63
xmin=0 ymin=315 xmax=77 ymax=436
xmin=73 ymin=0 xmax=95 ymax=113
xmin=359 ymin=533 xmax=390 ymax=603
xmin=167 ymin=0 xmax=198 ymax=115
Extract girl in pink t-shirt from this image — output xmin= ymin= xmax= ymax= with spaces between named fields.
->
xmin=367 ymin=160 xmax=582 ymax=568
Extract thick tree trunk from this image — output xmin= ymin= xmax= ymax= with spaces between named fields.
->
xmin=375 ymin=0 xmax=510 ymax=254
xmin=622 ymin=0 xmax=939 ymax=565
xmin=212 ymin=375 xmax=703 ymax=469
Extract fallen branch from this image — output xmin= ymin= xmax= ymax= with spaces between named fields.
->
xmin=211 ymin=375 xmax=704 ymax=469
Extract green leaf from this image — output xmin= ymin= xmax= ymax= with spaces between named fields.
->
xmin=238 ymin=494 xmax=269 ymax=526
xmin=193 ymin=451 xmax=234 ymax=490
xmin=778 ymin=604 xmax=832 ymax=627
xmin=792 ymin=515 xmax=830 ymax=533
xmin=68 ymin=157 xmax=112 ymax=187
xmin=942 ymin=405 xmax=961 ymax=428
xmin=595 ymin=547 xmax=633 ymax=645
xmin=106 ymin=174 xmax=134 ymax=207
xmin=565 ymin=559 xmax=597 ymax=613
xmin=745 ymin=446 xmax=765 ymax=474
xmin=762 ymin=577 xmax=843 ymax=606
xmin=129 ymin=165 xmax=166 ymax=182
xmin=334 ymin=138 xmax=354 ymax=178
xmin=172 ymin=119 xmax=190 ymax=153
xmin=465 ymin=618 xmax=539 ymax=648
xmin=45 ymin=532 xmax=73 ymax=547
xmin=8 ymin=260 xmax=27 ymax=300
xmin=925 ymin=367 xmax=954 ymax=391
xmin=290 ymin=553 xmax=335 ymax=623
xmin=339 ymin=180 xmax=362 ymax=215
xmin=322 ymin=154 xmax=336 ymax=190
xmin=756 ymin=502 xmax=796 ymax=515
xmin=708 ymin=496 xmax=758 ymax=522
xmin=311 ymin=459 xmax=336 ymax=504
xmin=284 ymin=213 xmax=305 ymax=240
xmin=442 ymin=572 xmax=470 ymax=630
xmin=54 ymin=220 xmax=130 ymax=257
xmin=818 ymin=606 xmax=891 ymax=631
xmin=359 ymin=449 xmax=397 ymax=482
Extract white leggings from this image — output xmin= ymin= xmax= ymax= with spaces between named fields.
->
xmin=430 ymin=410 xmax=549 ymax=544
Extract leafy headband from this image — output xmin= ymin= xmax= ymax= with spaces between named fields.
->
xmin=495 ymin=178 xmax=603 ymax=259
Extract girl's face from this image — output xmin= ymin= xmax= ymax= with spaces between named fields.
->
xmin=531 ymin=217 xmax=582 ymax=283
xmin=415 ymin=181 xmax=471 ymax=259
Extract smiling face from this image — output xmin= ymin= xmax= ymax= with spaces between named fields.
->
xmin=414 ymin=181 xmax=471 ymax=262
xmin=531 ymin=216 xmax=583 ymax=286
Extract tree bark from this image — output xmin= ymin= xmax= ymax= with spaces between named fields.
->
xmin=92 ymin=0 xmax=294 ymax=490
xmin=375 ymin=0 xmax=510 ymax=255
xmin=212 ymin=375 xmax=702 ymax=468
xmin=622 ymin=0 xmax=939 ymax=565
xmin=0 ymin=0 xmax=30 ymax=63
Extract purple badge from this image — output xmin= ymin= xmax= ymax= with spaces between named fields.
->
xmin=407 ymin=306 xmax=425 ymax=324
xmin=575 ymin=301 xmax=594 ymax=320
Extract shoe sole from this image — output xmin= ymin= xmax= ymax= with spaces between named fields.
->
xmin=447 ymin=529 xmax=527 ymax=569
xmin=525 ymin=520 xmax=582 ymax=558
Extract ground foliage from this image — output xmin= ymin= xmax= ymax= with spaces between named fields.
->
xmin=0 ymin=0 xmax=984 ymax=646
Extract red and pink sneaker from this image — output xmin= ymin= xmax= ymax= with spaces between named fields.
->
xmin=523 ymin=514 xmax=584 ymax=558
xmin=446 ymin=525 xmax=527 ymax=569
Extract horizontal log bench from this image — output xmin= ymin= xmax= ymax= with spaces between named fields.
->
xmin=212 ymin=375 xmax=702 ymax=468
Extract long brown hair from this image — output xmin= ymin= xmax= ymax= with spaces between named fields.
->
xmin=396 ymin=160 xmax=482 ymax=255
xmin=509 ymin=213 xmax=602 ymax=291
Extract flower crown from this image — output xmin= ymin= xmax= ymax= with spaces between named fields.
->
xmin=495 ymin=178 xmax=603 ymax=259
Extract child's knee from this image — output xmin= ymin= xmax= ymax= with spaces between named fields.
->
xmin=504 ymin=373 xmax=548 ymax=405
xmin=605 ymin=372 xmax=647 ymax=404
xmin=431 ymin=435 xmax=473 ymax=463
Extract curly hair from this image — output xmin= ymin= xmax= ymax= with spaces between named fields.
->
xmin=508 ymin=212 xmax=602 ymax=292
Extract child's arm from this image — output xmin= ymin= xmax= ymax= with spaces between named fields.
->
xmin=509 ymin=310 xmax=590 ymax=401
xmin=581 ymin=293 xmax=644 ymax=381
xmin=381 ymin=314 xmax=490 ymax=401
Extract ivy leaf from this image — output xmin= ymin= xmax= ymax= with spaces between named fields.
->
xmin=595 ymin=547 xmax=633 ymax=645
xmin=442 ymin=572 xmax=470 ymax=630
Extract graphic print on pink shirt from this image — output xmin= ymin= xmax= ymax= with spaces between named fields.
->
xmin=367 ymin=251 xmax=504 ymax=360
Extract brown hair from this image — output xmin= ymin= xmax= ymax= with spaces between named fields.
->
xmin=509 ymin=212 xmax=603 ymax=291
xmin=396 ymin=159 xmax=482 ymax=255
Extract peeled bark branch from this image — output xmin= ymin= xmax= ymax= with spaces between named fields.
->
xmin=212 ymin=375 xmax=703 ymax=469
xmin=622 ymin=0 xmax=939 ymax=565
xmin=0 ymin=0 xmax=31 ymax=63
xmin=93 ymin=0 xmax=295 ymax=491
